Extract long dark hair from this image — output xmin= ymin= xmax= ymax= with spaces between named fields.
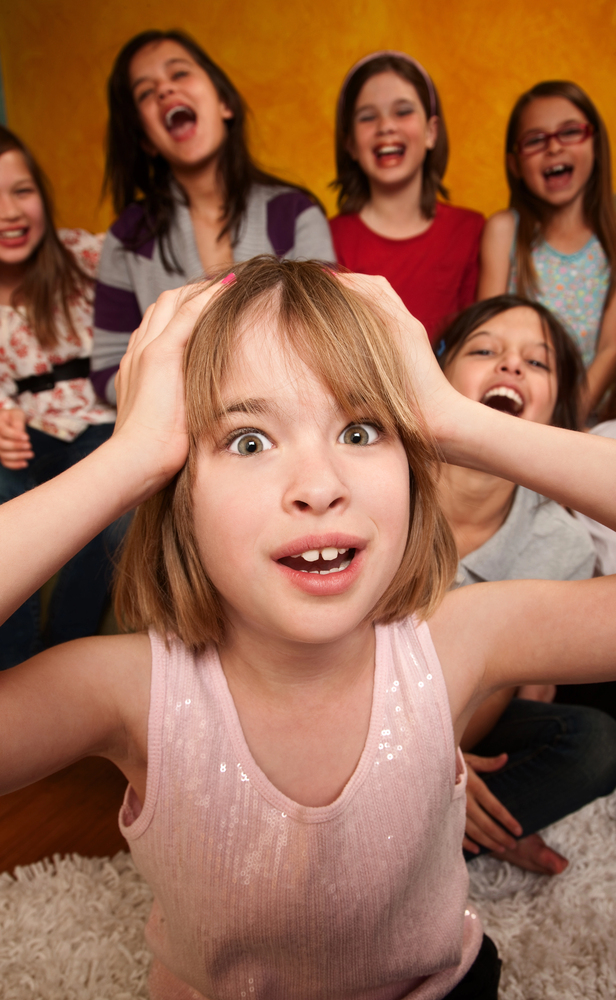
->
xmin=332 ymin=53 xmax=449 ymax=218
xmin=506 ymin=81 xmax=616 ymax=302
xmin=0 ymin=126 xmax=90 ymax=349
xmin=435 ymin=295 xmax=586 ymax=431
xmin=104 ymin=29 xmax=322 ymax=272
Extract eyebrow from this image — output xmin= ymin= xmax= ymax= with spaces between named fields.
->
xmin=355 ymin=98 xmax=416 ymax=114
xmin=131 ymin=58 xmax=192 ymax=92
xmin=465 ymin=330 xmax=555 ymax=353
xmin=217 ymin=397 xmax=275 ymax=418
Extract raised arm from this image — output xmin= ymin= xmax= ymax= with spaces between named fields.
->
xmin=0 ymin=283 xmax=222 ymax=625
xmin=340 ymin=272 xmax=616 ymax=528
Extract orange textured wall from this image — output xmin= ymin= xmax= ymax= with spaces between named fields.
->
xmin=0 ymin=0 xmax=615 ymax=231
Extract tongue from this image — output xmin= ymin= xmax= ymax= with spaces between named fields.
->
xmin=482 ymin=396 xmax=521 ymax=416
xmin=279 ymin=550 xmax=354 ymax=572
xmin=168 ymin=110 xmax=196 ymax=137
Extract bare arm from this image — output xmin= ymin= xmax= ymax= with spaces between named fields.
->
xmin=0 ymin=632 xmax=151 ymax=800
xmin=432 ymin=576 xmax=616 ymax=742
xmin=585 ymin=291 xmax=616 ymax=415
xmin=477 ymin=211 xmax=516 ymax=300
xmin=0 ymin=283 xmax=223 ymax=625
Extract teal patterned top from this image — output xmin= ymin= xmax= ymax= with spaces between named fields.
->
xmin=508 ymin=212 xmax=610 ymax=368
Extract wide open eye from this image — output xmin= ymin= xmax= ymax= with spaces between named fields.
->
xmin=227 ymin=430 xmax=273 ymax=456
xmin=339 ymin=423 xmax=380 ymax=446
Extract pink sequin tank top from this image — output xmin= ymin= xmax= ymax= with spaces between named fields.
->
xmin=120 ymin=618 xmax=482 ymax=1000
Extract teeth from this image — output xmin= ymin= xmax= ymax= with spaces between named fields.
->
xmin=0 ymin=229 xmax=26 ymax=238
xmin=545 ymin=164 xmax=570 ymax=176
xmin=377 ymin=145 xmax=403 ymax=155
xmin=301 ymin=558 xmax=352 ymax=575
xmin=294 ymin=547 xmax=349 ymax=562
xmin=483 ymin=386 xmax=523 ymax=409
xmin=165 ymin=105 xmax=192 ymax=128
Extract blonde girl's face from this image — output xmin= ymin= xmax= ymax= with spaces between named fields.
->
xmin=444 ymin=307 xmax=558 ymax=425
xmin=191 ymin=318 xmax=411 ymax=648
xmin=0 ymin=150 xmax=45 ymax=266
xmin=347 ymin=71 xmax=438 ymax=192
xmin=129 ymin=39 xmax=233 ymax=171
xmin=510 ymin=96 xmax=595 ymax=208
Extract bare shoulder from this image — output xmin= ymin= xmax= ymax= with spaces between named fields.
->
xmin=0 ymin=632 xmax=152 ymax=795
xmin=482 ymin=210 xmax=516 ymax=251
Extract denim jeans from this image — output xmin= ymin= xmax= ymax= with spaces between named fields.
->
xmin=464 ymin=697 xmax=616 ymax=859
xmin=0 ymin=423 xmax=129 ymax=669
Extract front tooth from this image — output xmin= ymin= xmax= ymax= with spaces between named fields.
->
xmin=321 ymin=547 xmax=338 ymax=561
xmin=337 ymin=548 xmax=348 ymax=555
xmin=301 ymin=550 xmax=320 ymax=562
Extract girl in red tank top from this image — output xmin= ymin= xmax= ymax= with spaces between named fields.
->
xmin=330 ymin=52 xmax=484 ymax=341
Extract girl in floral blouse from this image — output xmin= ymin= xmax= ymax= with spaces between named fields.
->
xmin=0 ymin=125 xmax=118 ymax=668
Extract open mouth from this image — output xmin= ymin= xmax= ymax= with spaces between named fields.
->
xmin=278 ymin=546 xmax=355 ymax=575
xmin=543 ymin=164 xmax=573 ymax=180
xmin=0 ymin=227 xmax=28 ymax=240
xmin=480 ymin=387 xmax=524 ymax=416
xmin=164 ymin=105 xmax=197 ymax=138
xmin=374 ymin=144 xmax=405 ymax=160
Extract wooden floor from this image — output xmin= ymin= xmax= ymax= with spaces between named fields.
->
xmin=0 ymin=756 xmax=129 ymax=873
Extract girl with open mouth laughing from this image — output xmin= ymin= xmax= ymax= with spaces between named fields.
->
xmin=479 ymin=81 xmax=616 ymax=419
xmin=4 ymin=259 xmax=616 ymax=998
xmin=91 ymin=29 xmax=334 ymax=407
xmin=329 ymin=51 xmax=484 ymax=342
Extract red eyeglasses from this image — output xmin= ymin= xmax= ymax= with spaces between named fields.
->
xmin=515 ymin=122 xmax=594 ymax=156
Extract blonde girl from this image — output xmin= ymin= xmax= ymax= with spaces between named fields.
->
xmin=3 ymin=258 xmax=616 ymax=997
xmin=479 ymin=81 xmax=616 ymax=415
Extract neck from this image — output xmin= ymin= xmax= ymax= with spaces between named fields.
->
xmin=0 ymin=260 xmax=27 ymax=306
xmin=542 ymin=192 xmax=592 ymax=248
xmin=172 ymin=156 xmax=226 ymax=217
xmin=359 ymin=169 xmax=432 ymax=239
xmin=218 ymin=617 xmax=376 ymax=702
xmin=437 ymin=463 xmax=516 ymax=558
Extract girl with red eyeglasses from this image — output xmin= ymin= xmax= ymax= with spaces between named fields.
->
xmin=479 ymin=81 xmax=616 ymax=418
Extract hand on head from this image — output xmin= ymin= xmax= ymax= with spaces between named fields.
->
xmin=0 ymin=408 xmax=33 ymax=469
xmin=113 ymin=277 xmax=232 ymax=496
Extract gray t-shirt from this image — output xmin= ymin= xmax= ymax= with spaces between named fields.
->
xmin=456 ymin=486 xmax=597 ymax=587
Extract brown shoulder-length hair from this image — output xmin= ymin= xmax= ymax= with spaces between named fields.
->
xmin=0 ymin=126 xmax=91 ymax=349
xmin=506 ymin=81 xmax=616 ymax=302
xmin=114 ymin=256 xmax=457 ymax=649
xmin=104 ymin=29 xmax=324 ymax=273
xmin=434 ymin=294 xmax=587 ymax=431
xmin=332 ymin=53 xmax=449 ymax=218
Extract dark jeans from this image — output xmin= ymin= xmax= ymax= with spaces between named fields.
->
xmin=443 ymin=935 xmax=501 ymax=999
xmin=0 ymin=423 xmax=129 ymax=669
xmin=464 ymin=698 xmax=616 ymax=859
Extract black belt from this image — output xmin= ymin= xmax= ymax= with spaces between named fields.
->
xmin=15 ymin=358 xmax=90 ymax=395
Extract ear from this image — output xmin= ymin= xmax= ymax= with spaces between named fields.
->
xmin=425 ymin=116 xmax=439 ymax=151
xmin=507 ymin=151 xmax=520 ymax=178
xmin=220 ymin=102 xmax=234 ymax=121
xmin=345 ymin=134 xmax=358 ymax=162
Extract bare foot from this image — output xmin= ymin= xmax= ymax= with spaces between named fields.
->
xmin=516 ymin=684 xmax=556 ymax=703
xmin=491 ymin=833 xmax=568 ymax=875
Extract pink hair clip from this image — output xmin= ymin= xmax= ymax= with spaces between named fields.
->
xmin=221 ymin=272 xmax=236 ymax=286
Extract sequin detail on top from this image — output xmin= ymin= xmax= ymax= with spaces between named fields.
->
xmin=120 ymin=621 xmax=482 ymax=1000
xmin=508 ymin=217 xmax=610 ymax=368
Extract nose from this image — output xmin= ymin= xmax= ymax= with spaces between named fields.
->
xmin=0 ymin=192 xmax=20 ymax=221
xmin=376 ymin=115 xmax=395 ymax=135
xmin=498 ymin=350 xmax=522 ymax=376
xmin=546 ymin=133 xmax=563 ymax=154
xmin=156 ymin=78 xmax=176 ymax=101
xmin=282 ymin=447 xmax=350 ymax=516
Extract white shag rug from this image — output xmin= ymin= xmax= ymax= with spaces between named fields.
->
xmin=1 ymin=794 xmax=615 ymax=999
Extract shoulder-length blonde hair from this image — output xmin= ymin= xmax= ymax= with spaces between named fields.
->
xmin=114 ymin=256 xmax=457 ymax=649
